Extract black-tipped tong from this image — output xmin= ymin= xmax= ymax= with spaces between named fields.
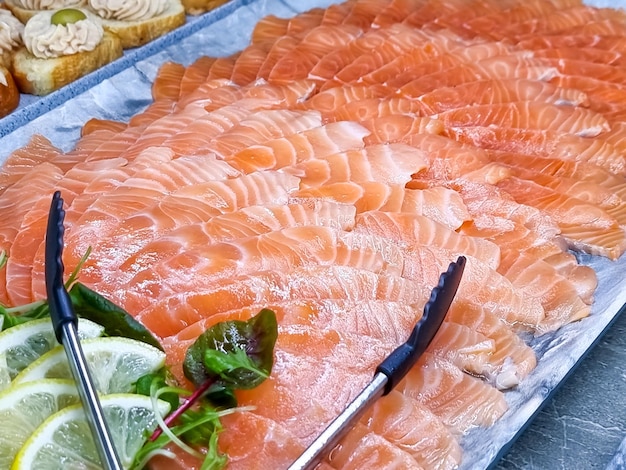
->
xmin=288 ymin=256 xmax=466 ymax=470
xmin=45 ymin=191 xmax=122 ymax=470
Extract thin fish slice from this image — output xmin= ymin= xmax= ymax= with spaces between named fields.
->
xmin=72 ymin=171 xmax=300 ymax=298
xmin=268 ymin=25 xmax=363 ymax=84
xmin=151 ymin=62 xmax=185 ymax=101
xmin=397 ymin=353 xmax=508 ymax=434
xmin=291 ymin=143 xmax=429 ymax=188
xmin=412 ymin=78 xmax=588 ymax=113
xmin=433 ymin=101 xmax=609 ymax=138
xmin=355 ymin=211 xmax=499 ymax=269
xmin=225 ymin=121 xmax=370 ymax=173
xmin=445 ymin=125 xmax=626 ymax=175
xmin=399 ymin=55 xmax=558 ymax=97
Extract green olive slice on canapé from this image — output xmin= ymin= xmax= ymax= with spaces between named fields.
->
xmin=51 ymin=8 xmax=87 ymax=26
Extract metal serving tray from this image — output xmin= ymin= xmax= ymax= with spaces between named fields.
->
xmin=0 ymin=1 xmax=624 ymax=468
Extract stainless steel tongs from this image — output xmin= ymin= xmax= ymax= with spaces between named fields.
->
xmin=288 ymin=255 xmax=466 ymax=470
xmin=45 ymin=190 xmax=123 ymax=470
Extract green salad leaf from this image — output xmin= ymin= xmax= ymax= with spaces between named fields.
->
xmin=69 ymin=282 xmax=163 ymax=351
xmin=142 ymin=309 xmax=278 ymax=470
xmin=183 ymin=308 xmax=277 ymax=389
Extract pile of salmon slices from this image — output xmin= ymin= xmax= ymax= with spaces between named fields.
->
xmin=1 ymin=0 xmax=626 ymax=467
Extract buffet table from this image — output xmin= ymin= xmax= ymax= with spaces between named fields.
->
xmin=1 ymin=0 xmax=625 ymax=468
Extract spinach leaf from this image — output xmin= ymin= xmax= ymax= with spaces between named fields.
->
xmin=69 ymin=282 xmax=163 ymax=351
xmin=183 ymin=308 xmax=277 ymax=389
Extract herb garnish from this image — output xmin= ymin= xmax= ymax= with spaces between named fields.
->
xmin=137 ymin=309 xmax=278 ymax=469
xmin=0 ymin=251 xmax=278 ymax=469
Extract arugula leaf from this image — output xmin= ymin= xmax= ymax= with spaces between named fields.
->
xmin=183 ymin=308 xmax=277 ymax=389
xmin=69 ymin=282 xmax=163 ymax=351
xmin=133 ymin=378 xmax=230 ymax=470
xmin=0 ymin=301 xmax=49 ymax=330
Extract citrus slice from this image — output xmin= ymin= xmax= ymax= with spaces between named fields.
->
xmin=0 ymin=318 xmax=104 ymax=390
xmin=0 ymin=379 xmax=79 ymax=468
xmin=12 ymin=393 xmax=170 ymax=470
xmin=13 ymin=337 xmax=165 ymax=394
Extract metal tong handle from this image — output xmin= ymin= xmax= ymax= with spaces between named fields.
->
xmin=45 ymin=191 xmax=123 ymax=470
xmin=288 ymin=256 xmax=466 ymax=470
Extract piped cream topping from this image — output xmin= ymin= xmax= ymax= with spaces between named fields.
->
xmin=0 ymin=9 xmax=24 ymax=55
xmin=8 ymin=0 xmax=86 ymax=10
xmin=88 ymin=0 xmax=168 ymax=22
xmin=23 ymin=9 xmax=103 ymax=59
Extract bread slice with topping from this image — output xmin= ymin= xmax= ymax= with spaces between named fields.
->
xmin=0 ymin=7 xmax=24 ymax=68
xmin=11 ymin=30 xmax=122 ymax=95
xmin=95 ymin=0 xmax=186 ymax=48
xmin=4 ymin=1 xmax=87 ymax=23
xmin=5 ymin=0 xmax=186 ymax=49
xmin=182 ymin=0 xmax=229 ymax=16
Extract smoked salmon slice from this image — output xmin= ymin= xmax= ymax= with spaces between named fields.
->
xmin=516 ymin=33 xmax=626 ymax=54
xmin=355 ymin=211 xmax=500 ymax=269
xmin=341 ymin=0 xmax=392 ymax=29
xmin=151 ymin=62 xmax=185 ymax=101
xmin=299 ymin=84 xmax=393 ymax=118
xmin=203 ymin=109 xmax=324 ymax=157
xmin=0 ymin=136 xmax=66 ymax=196
xmin=399 ymin=55 xmax=558 ymax=97
xmin=0 ymin=163 xmax=64 ymax=305
xmin=6 ymin=157 xmax=135 ymax=305
xmin=355 ymin=390 xmax=462 ymax=469
xmin=446 ymin=302 xmax=537 ymax=389
xmin=461 ymin=0 xmax=576 ymax=39
xmin=412 ymin=78 xmax=589 ymax=113
xmin=445 ymin=125 xmax=626 ymax=175
xmin=134 ymin=265 xmax=433 ymax=337
xmin=433 ymin=101 xmax=609 ymax=138
xmin=81 ymin=118 xmax=128 ymax=137
xmin=225 ymin=121 xmax=369 ymax=173
xmin=268 ymin=25 xmax=363 ymax=84
xmin=397 ymin=353 xmax=508 ymax=434
xmin=291 ymin=143 xmax=429 ymax=187
xmin=361 ymin=115 xmax=445 ymax=145
xmin=177 ymin=55 xmax=216 ymax=98
xmin=69 ymin=171 xmax=300 ymax=299
xmin=382 ymin=43 xmax=519 ymax=89
xmin=495 ymin=176 xmax=626 ymax=258
xmin=533 ymin=47 xmax=624 ymax=66
xmin=120 ymin=200 xmax=356 ymax=275
xmin=496 ymin=6 xmax=624 ymax=39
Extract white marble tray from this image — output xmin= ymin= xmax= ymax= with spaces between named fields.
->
xmin=0 ymin=1 xmax=624 ymax=469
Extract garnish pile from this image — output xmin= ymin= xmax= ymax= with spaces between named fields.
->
xmin=0 ymin=251 xmax=278 ymax=469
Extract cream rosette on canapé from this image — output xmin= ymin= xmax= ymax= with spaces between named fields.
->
xmin=11 ymin=7 xmax=122 ymax=95
xmin=4 ymin=0 xmax=86 ymax=22
xmin=0 ymin=7 xmax=23 ymax=66
xmin=86 ymin=0 xmax=185 ymax=48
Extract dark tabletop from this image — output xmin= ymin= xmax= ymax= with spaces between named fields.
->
xmin=495 ymin=308 xmax=626 ymax=470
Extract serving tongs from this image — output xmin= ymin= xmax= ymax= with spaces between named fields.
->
xmin=288 ymin=255 xmax=466 ymax=470
xmin=45 ymin=191 xmax=123 ymax=470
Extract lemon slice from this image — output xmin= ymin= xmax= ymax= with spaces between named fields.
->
xmin=0 ymin=318 xmax=104 ymax=391
xmin=0 ymin=379 xmax=79 ymax=468
xmin=13 ymin=337 xmax=165 ymax=394
xmin=12 ymin=393 xmax=170 ymax=470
